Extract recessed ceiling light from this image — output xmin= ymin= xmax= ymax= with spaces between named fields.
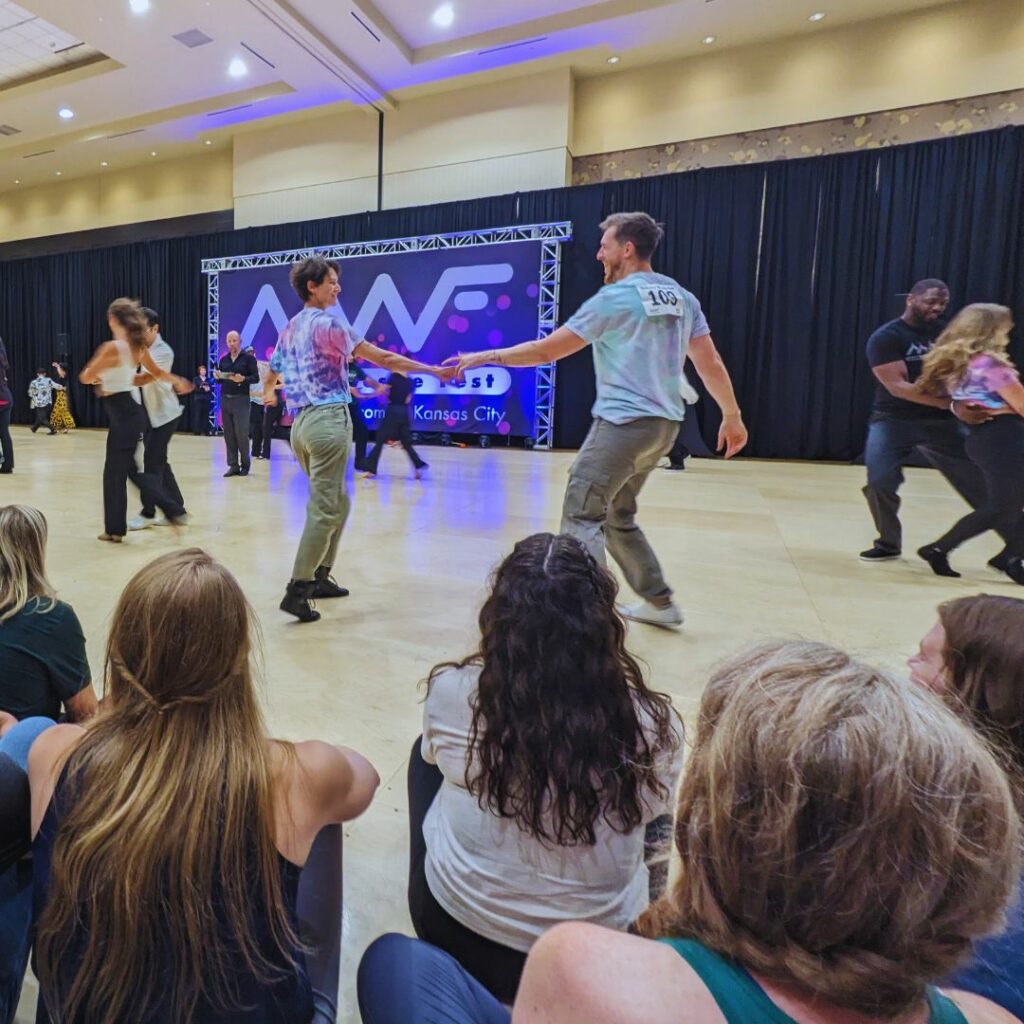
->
xmin=55 ymin=171 xmax=62 ymax=176
xmin=607 ymin=55 xmax=621 ymax=64
xmin=129 ymin=0 xmax=150 ymax=13
xmin=702 ymin=35 xmax=717 ymax=44
xmin=100 ymin=161 xmax=108 ymax=167
xmin=14 ymin=179 xmax=20 ymax=184
xmin=204 ymin=139 xmax=212 ymax=145
xmin=227 ymin=57 xmax=247 ymax=77
xmin=808 ymin=11 xmax=826 ymax=21
xmin=431 ymin=3 xmax=454 ymax=28
xmin=150 ymin=150 xmax=158 ymax=156
xmin=58 ymin=107 xmax=74 ymax=120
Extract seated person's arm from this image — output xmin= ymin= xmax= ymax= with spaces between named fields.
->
xmin=64 ymin=684 xmax=99 ymax=723
xmin=28 ymin=723 xmax=85 ymax=837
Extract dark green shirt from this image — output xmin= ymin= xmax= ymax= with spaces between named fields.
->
xmin=0 ymin=599 xmax=90 ymax=720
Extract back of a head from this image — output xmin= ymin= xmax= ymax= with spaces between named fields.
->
xmin=939 ymin=594 xmax=1024 ymax=791
xmin=459 ymin=532 xmax=678 ymax=845
xmin=107 ymin=296 xmax=149 ymax=352
xmin=0 ymin=504 xmax=53 ymax=622
xmin=638 ymin=639 xmax=1021 ymax=1017
xmin=37 ymin=549 xmax=298 ymax=1024
xmin=600 ymin=211 xmax=665 ymax=261
xmin=919 ymin=302 xmax=1014 ymax=394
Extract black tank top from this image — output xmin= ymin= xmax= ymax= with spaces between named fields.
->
xmin=33 ymin=766 xmax=314 ymax=1024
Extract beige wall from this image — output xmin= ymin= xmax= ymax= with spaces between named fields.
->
xmin=234 ymin=69 xmax=575 ymax=228
xmin=0 ymin=151 xmax=233 ymax=243
xmin=573 ymin=0 xmax=1024 ymax=155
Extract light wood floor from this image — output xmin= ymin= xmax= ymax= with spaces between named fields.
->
xmin=6 ymin=424 xmax=1016 ymax=1022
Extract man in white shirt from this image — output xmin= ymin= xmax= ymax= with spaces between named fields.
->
xmin=127 ymin=307 xmax=189 ymax=529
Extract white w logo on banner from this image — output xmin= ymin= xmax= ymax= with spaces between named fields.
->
xmin=239 ymin=263 xmax=515 ymax=353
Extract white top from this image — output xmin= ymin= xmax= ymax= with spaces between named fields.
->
xmin=421 ymin=665 xmax=685 ymax=952
xmin=139 ymin=335 xmax=181 ymax=428
xmin=98 ymin=339 xmax=140 ymax=395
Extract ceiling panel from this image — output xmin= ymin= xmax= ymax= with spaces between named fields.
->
xmin=0 ymin=0 xmax=104 ymax=86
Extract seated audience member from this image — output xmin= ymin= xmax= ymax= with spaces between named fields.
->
xmin=360 ymin=640 xmax=1022 ymax=1024
xmin=1 ymin=712 xmax=54 ymax=1022
xmin=29 ymin=548 xmax=380 ymax=1024
xmin=909 ymin=595 xmax=1024 ymax=1018
xmin=408 ymin=532 xmax=684 ymax=1003
xmin=0 ymin=506 xmax=97 ymax=722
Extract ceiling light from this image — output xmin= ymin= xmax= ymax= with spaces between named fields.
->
xmin=57 ymin=107 xmax=74 ymax=120
xmin=129 ymin=0 xmax=150 ymax=13
xmin=607 ymin=55 xmax=620 ymax=64
xmin=100 ymin=161 xmax=108 ymax=167
xmin=14 ymin=179 xmax=20 ymax=184
xmin=702 ymin=35 xmax=716 ymax=44
xmin=150 ymin=150 xmax=157 ymax=156
xmin=55 ymin=171 xmax=62 ymax=176
xmin=227 ymin=57 xmax=247 ymax=77
xmin=431 ymin=3 xmax=454 ymax=28
xmin=204 ymin=139 xmax=212 ymax=145
xmin=808 ymin=11 xmax=826 ymax=20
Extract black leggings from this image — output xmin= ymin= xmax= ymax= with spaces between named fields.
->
xmin=933 ymin=416 xmax=1024 ymax=557
xmin=406 ymin=738 xmax=527 ymax=1005
xmin=102 ymin=393 xmax=147 ymax=536
xmin=367 ymin=407 xmax=426 ymax=473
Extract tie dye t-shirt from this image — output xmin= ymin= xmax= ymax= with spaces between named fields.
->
xmin=564 ymin=272 xmax=710 ymax=424
xmin=952 ymin=353 xmax=1020 ymax=410
xmin=269 ymin=307 xmax=359 ymax=412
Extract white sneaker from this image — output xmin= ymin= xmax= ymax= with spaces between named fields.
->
xmin=127 ymin=516 xmax=153 ymax=531
xmin=619 ymin=600 xmax=684 ymax=630
xmin=152 ymin=514 xmax=172 ymax=526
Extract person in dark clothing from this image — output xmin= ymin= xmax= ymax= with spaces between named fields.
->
xmin=216 ymin=332 xmax=259 ymax=477
xmin=349 ymin=362 xmax=386 ymax=472
xmin=860 ymin=278 xmax=1004 ymax=564
xmin=363 ymin=372 xmax=428 ymax=478
xmin=260 ymin=377 xmax=287 ymax=459
xmin=190 ymin=365 xmax=213 ymax=435
xmin=0 ymin=338 xmax=12 ymax=474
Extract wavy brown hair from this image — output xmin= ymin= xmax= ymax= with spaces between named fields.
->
xmin=429 ymin=533 xmax=680 ymax=846
xmin=918 ymin=302 xmax=1014 ymax=396
xmin=938 ymin=594 xmax=1024 ymax=806
xmin=636 ymin=639 xmax=1021 ymax=1018
xmin=106 ymin=296 xmax=150 ymax=357
xmin=36 ymin=549 xmax=301 ymax=1024
xmin=0 ymin=504 xmax=55 ymax=623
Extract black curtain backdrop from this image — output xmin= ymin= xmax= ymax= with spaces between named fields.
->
xmin=2 ymin=125 xmax=1022 ymax=457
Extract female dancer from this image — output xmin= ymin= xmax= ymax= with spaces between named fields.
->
xmin=916 ymin=304 xmax=1024 ymax=582
xmin=0 ymin=338 xmax=12 ymax=474
xmin=49 ymin=361 xmax=76 ymax=433
xmin=79 ymin=299 xmax=192 ymax=543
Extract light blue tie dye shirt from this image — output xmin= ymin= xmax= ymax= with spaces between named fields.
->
xmin=564 ymin=271 xmax=710 ymax=424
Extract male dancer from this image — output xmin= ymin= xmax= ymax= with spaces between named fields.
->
xmin=861 ymin=279 xmax=1002 ymax=564
xmin=451 ymin=211 xmax=747 ymax=629
xmin=127 ymin=307 xmax=188 ymax=529
xmin=263 ymin=255 xmax=455 ymax=623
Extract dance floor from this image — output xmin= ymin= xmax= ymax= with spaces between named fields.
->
xmin=6 ymin=424 xmax=1015 ymax=1022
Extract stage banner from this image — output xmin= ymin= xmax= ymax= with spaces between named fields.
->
xmin=216 ymin=240 xmax=545 ymax=437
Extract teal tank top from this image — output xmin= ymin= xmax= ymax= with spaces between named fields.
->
xmin=658 ymin=938 xmax=968 ymax=1024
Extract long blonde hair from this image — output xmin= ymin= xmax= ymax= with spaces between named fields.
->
xmin=918 ymin=302 xmax=1014 ymax=396
xmin=637 ymin=639 xmax=1021 ymax=1018
xmin=36 ymin=549 xmax=301 ymax=1024
xmin=0 ymin=504 xmax=56 ymax=622
xmin=106 ymin=297 xmax=149 ymax=356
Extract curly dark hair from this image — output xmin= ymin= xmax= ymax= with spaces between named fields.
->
xmin=289 ymin=256 xmax=340 ymax=303
xmin=429 ymin=533 xmax=680 ymax=847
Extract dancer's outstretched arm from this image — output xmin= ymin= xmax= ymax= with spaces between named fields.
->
xmin=448 ymin=327 xmax=588 ymax=376
xmin=353 ymin=340 xmax=457 ymax=381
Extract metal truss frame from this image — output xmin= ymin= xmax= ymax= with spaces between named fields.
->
xmin=202 ymin=222 xmax=573 ymax=445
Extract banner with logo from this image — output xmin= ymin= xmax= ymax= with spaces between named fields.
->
xmin=216 ymin=240 xmax=545 ymax=438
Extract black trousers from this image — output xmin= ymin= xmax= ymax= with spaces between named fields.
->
xmin=102 ymin=394 xmax=147 ymax=537
xmin=261 ymin=401 xmax=286 ymax=458
xmin=249 ymin=403 xmax=265 ymax=457
xmin=407 ymin=738 xmax=527 ymax=1005
xmin=0 ymin=387 xmax=12 ymax=471
xmin=31 ymin=406 xmax=52 ymax=431
xmin=862 ymin=414 xmax=1009 ymax=554
xmin=190 ymin=395 xmax=211 ymax=435
xmin=221 ymin=395 xmax=250 ymax=471
xmin=367 ymin=406 xmax=426 ymax=474
xmin=127 ymin=418 xmax=186 ymax=519
xmin=351 ymin=400 xmax=370 ymax=469
xmin=932 ymin=416 xmax=1024 ymax=557
xmin=668 ymin=425 xmax=690 ymax=466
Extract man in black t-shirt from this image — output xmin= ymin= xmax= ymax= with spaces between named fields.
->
xmin=362 ymin=372 xmax=428 ymax=478
xmin=861 ymin=278 xmax=1004 ymax=563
